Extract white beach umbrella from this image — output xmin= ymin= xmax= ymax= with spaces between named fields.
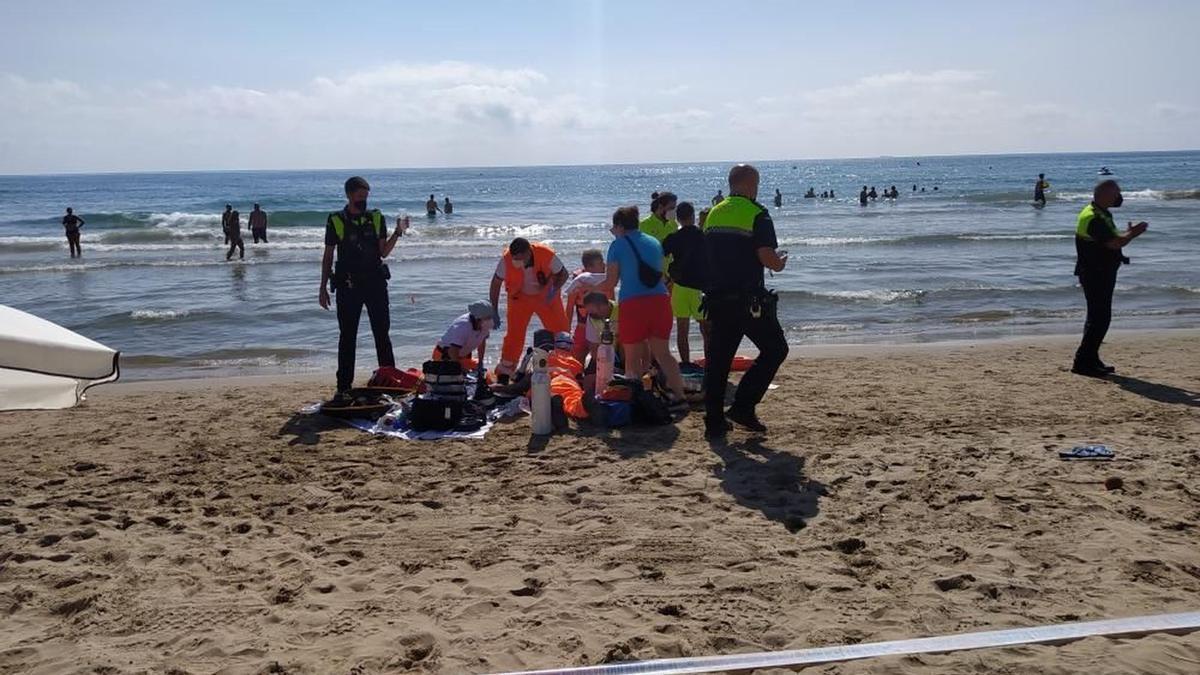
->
xmin=0 ymin=305 xmax=120 ymax=411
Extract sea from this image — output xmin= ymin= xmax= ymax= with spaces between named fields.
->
xmin=1 ymin=151 xmax=1198 ymax=382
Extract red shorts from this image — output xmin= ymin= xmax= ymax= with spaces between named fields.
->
xmin=619 ymin=294 xmax=672 ymax=344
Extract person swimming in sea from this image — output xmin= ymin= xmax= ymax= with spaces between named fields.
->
xmin=425 ymin=194 xmax=441 ymax=217
xmin=62 ymin=207 xmax=84 ymax=258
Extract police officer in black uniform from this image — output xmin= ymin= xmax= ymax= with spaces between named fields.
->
xmin=702 ymin=164 xmax=789 ymax=440
xmin=1071 ymin=179 xmax=1148 ymax=377
xmin=319 ymin=176 xmax=409 ymax=402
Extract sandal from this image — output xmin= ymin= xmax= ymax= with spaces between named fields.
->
xmin=1059 ymin=445 xmax=1115 ymax=461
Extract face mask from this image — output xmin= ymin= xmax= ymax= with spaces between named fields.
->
xmin=1113 ymin=194 xmax=1123 ymax=208
xmin=352 ymin=199 xmax=367 ymax=212
xmin=664 ymin=208 xmax=677 ymax=222
xmin=480 ymin=318 xmax=494 ymax=331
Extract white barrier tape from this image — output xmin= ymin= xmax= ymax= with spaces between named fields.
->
xmin=496 ymin=610 xmax=1200 ymax=675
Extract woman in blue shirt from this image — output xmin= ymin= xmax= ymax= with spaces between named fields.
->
xmin=598 ymin=205 xmax=687 ymax=412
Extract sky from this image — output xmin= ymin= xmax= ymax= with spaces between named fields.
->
xmin=1 ymin=0 xmax=1198 ymax=174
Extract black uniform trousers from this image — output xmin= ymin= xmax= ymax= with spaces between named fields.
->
xmin=1076 ymin=268 xmax=1118 ymax=365
xmin=335 ymin=280 xmax=395 ymax=392
xmin=703 ymin=292 xmax=789 ymax=426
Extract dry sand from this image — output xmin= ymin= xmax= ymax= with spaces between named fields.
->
xmin=2 ymin=331 xmax=1199 ymax=674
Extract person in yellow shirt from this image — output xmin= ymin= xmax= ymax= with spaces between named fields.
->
xmin=639 ymin=191 xmax=677 ymax=244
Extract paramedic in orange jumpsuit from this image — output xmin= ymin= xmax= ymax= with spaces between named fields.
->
xmin=489 ymin=237 xmax=569 ymax=381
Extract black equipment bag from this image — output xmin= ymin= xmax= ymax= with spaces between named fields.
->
xmin=423 ymin=359 xmax=466 ymax=400
xmin=631 ymin=381 xmax=672 ymax=426
xmin=410 ymin=397 xmax=465 ymax=431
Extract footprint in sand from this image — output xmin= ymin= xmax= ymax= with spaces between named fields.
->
xmin=37 ymin=534 xmax=63 ymax=547
xmin=509 ymin=578 xmax=545 ymax=597
xmin=832 ymin=537 xmax=866 ymax=554
xmin=934 ymin=573 xmax=976 ymax=591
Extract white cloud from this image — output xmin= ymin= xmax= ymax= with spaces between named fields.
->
xmin=0 ymin=62 xmax=605 ymax=171
xmin=802 ymin=69 xmax=984 ymax=105
xmin=1153 ymin=102 xmax=1197 ymax=119
xmin=1 ymin=64 xmax=1197 ymax=173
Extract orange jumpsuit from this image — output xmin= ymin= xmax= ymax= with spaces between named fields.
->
xmin=496 ymin=243 xmax=568 ymax=375
xmin=528 ymin=350 xmax=588 ymax=419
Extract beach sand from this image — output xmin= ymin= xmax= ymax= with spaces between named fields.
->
xmin=2 ymin=331 xmax=1199 ymax=674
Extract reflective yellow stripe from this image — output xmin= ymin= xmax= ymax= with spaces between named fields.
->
xmin=703 ymin=195 xmax=762 ymax=234
xmin=1076 ymin=204 xmax=1118 ymax=241
xmin=330 ymin=210 xmax=383 ymax=241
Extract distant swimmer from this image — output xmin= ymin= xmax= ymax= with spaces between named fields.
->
xmin=820 ymin=191 xmax=828 ymax=199
xmin=889 ymin=185 xmax=899 ymax=199
xmin=1098 ymin=166 xmax=1113 ymax=176
xmin=221 ymin=204 xmax=234 ymax=245
xmin=912 ymin=184 xmax=917 ymax=192
xmin=1071 ymin=179 xmax=1147 ymax=377
xmin=829 ymin=189 xmax=835 ymax=199
xmin=425 ymin=194 xmax=441 ymax=217
xmin=712 ymin=189 xmax=724 ymax=206
xmin=249 ymin=203 xmax=268 ymax=243
xmin=774 ymin=188 xmax=783 ymax=207
xmin=859 ymin=186 xmax=869 ymax=206
xmin=62 ymin=207 xmax=84 ymax=258
xmin=868 ymin=186 xmax=878 ymax=201
xmin=225 ymin=208 xmax=244 ymax=260
xmin=443 ymin=196 xmax=453 ymax=215
xmin=803 ymin=188 xmax=816 ymax=199
xmin=1033 ymin=173 xmax=1049 ymax=206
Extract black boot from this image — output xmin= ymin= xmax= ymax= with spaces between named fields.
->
xmin=727 ymin=407 xmax=768 ymax=433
